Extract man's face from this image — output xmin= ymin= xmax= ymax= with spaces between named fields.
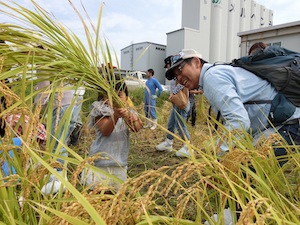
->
xmin=146 ymin=71 xmax=151 ymax=78
xmin=173 ymin=58 xmax=200 ymax=90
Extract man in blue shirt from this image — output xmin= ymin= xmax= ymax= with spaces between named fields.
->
xmin=165 ymin=49 xmax=300 ymax=165
xmin=144 ymin=69 xmax=163 ymax=130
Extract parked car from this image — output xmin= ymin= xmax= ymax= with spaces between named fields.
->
xmin=113 ymin=69 xmax=168 ymax=91
xmin=124 ymin=71 xmax=147 ymax=89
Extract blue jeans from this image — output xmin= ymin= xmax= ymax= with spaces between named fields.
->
xmin=274 ymin=122 xmax=300 ymax=166
xmin=144 ymin=98 xmax=157 ymax=119
xmin=166 ymin=101 xmax=190 ymax=141
xmin=51 ymin=96 xmax=82 ymax=164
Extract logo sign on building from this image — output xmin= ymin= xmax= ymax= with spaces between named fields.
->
xmin=212 ymin=0 xmax=222 ymax=8
xmin=212 ymin=0 xmax=221 ymax=4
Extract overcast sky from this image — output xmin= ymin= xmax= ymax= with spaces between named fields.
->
xmin=1 ymin=0 xmax=300 ymax=65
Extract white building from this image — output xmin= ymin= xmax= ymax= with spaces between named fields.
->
xmin=238 ymin=20 xmax=300 ymax=56
xmin=120 ymin=42 xmax=166 ymax=84
xmin=121 ymin=0 xmax=273 ymax=84
xmin=166 ymin=0 xmax=273 ymax=63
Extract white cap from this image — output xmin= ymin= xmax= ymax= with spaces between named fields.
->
xmin=165 ymin=49 xmax=204 ymax=80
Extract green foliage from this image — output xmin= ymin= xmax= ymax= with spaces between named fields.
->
xmin=128 ymin=87 xmax=144 ymax=106
xmin=81 ymin=88 xmax=98 ymax=118
xmin=1 ymin=1 xmax=300 ymax=225
xmin=128 ymin=87 xmax=169 ymax=107
xmin=156 ymin=90 xmax=169 ymax=108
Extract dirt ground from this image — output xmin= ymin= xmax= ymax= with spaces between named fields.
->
xmin=127 ymin=100 xmax=211 ymax=178
xmin=77 ymin=97 xmax=212 ymax=178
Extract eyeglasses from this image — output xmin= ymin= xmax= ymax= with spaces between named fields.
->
xmin=174 ymin=61 xmax=187 ymax=77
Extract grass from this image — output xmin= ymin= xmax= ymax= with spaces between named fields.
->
xmin=127 ymin=93 xmax=208 ymax=175
xmin=76 ymin=93 xmax=225 ymax=222
xmin=65 ymin=91 xmax=216 ymax=223
xmin=80 ymin=87 xmax=186 ymax=175
xmin=1 ymin=1 xmax=300 ymax=224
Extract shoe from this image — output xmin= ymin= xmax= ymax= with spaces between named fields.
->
xmin=18 ymin=195 xmax=24 ymax=208
xmin=143 ymin=120 xmax=152 ymax=128
xmin=41 ymin=170 xmax=67 ymax=195
xmin=41 ymin=180 xmax=65 ymax=195
xmin=150 ymin=124 xmax=156 ymax=130
xmin=150 ymin=119 xmax=157 ymax=130
xmin=156 ymin=138 xmax=173 ymax=151
xmin=175 ymin=144 xmax=194 ymax=157
xmin=15 ymin=192 xmax=24 ymax=208
xmin=204 ymin=207 xmax=234 ymax=225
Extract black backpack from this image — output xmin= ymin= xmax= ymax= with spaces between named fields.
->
xmin=209 ymin=45 xmax=300 ymax=128
xmin=231 ymin=45 xmax=300 ymax=107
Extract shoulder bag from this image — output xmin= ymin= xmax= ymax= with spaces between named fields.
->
xmin=170 ymin=87 xmax=189 ymax=110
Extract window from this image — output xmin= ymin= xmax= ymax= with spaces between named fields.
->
xmin=155 ymin=47 xmax=165 ymax=51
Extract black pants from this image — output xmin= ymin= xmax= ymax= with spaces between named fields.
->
xmin=187 ymin=102 xmax=196 ymax=126
xmin=274 ymin=122 xmax=300 ymax=166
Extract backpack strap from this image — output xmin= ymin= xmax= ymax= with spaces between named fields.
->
xmin=206 ymin=62 xmax=275 ymax=130
xmin=244 ymin=100 xmax=272 ymax=104
xmin=207 ymin=62 xmax=231 ymax=71
xmin=208 ymin=106 xmax=222 ymax=130
xmin=209 ymin=99 xmax=274 ymax=131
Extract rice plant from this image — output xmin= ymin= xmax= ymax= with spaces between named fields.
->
xmin=0 ymin=1 xmax=300 ymax=225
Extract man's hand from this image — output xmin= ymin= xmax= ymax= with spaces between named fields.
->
xmin=190 ymin=89 xmax=203 ymax=95
xmin=168 ymin=94 xmax=174 ymax=101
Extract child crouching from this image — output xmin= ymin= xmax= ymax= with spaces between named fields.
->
xmin=81 ymin=75 xmax=142 ymax=192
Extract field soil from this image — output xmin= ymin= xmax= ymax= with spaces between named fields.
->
xmin=78 ymin=96 xmax=211 ymax=178
xmin=126 ymin=100 xmax=211 ymax=178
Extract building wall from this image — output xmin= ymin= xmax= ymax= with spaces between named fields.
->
xmin=167 ymin=0 xmax=273 ymax=64
xmin=165 ymin=29 xmax=185 ymax=59
xmin=120 ymin=0 xmax=276 ymax=85
xmin=209 ymin=0 xmax=223 ymax=62
xmin=148 ymin=45 xmax=167 ymax=84
xmin=181 ymin=0 xmax=201 ymax=30
xmin=239 ymin=21 xmax=300 ymax=56
xmin=121 ymin=45 xmax=134 ymax=71
xmin=166 ymin=28 xmax=202 ymax=57
xmin=199 ymin=0 xmax=211 ymax=61
xmin=120 ymin=42 xmax=166 ymax=84
xmin=165 ymin=28 xmax=202 ymax=87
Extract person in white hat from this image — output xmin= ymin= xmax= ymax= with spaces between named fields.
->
xmin=156 ymin=55 xmax=193 ymax=157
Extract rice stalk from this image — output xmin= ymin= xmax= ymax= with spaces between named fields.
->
xmin=1 ymin=1 xmax=300 ymax=225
